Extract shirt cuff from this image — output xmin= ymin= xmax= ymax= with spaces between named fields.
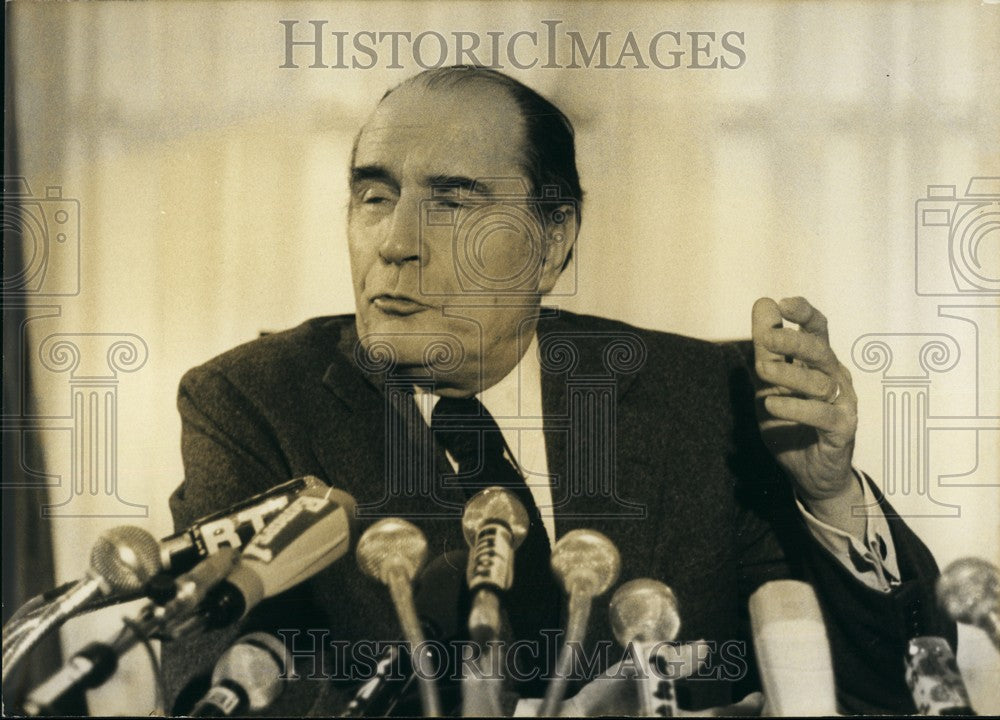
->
xmin=795 ymin=469 xmax=901 ymax=593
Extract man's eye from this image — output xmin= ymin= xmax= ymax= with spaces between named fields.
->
xmin=362 ymin=189 xmax=391 ymax=205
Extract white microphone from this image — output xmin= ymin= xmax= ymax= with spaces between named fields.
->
xmin=539 ymin=529 xmax=621 ymax=717
xmin=190 ymin=632 xmax=291 ymax=717
xmin=356 ymin=517 xmax=440 ymax=717
xmin=937 ymin=557 xmax=1000 ymax=651
xmin=2 ymin=525 xmax=162 ymax=682
xmin=609 ymin=579 xmax=682 ymax=717
xmin=748 ymin=579 xmax=837 ymax=716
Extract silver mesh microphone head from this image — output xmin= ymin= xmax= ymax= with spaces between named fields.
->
xmin=937 ymin=557 xmax=999 ymax=627
xmin=356 ymin=518 xmax=429 ymax=585
xmin=89 ymin=525 xmax=161 ymax=593
xmin=461 ymin=487 xmax=530 ymax=549
xmin=213 ymin=632 xmax=290 ymax=711
xmin=550 ymin=529 xmax=621 ymax=598
xmin=609 ymin=578 xmax=681 ymax=646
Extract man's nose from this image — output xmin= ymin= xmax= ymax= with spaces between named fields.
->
xmin=378 ymin=197 xmax=422 ymax=265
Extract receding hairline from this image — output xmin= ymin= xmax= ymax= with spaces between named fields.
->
xmin=350 ymin=71 xmax=530 ymax=170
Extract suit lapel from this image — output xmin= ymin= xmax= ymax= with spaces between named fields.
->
xmin=537 ymin=310 xmax=647 ymax=540
xmin=319 ymin=320 xmax=465 ymax=519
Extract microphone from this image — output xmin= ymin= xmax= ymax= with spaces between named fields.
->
xmin=609 ymin=579 xmax=682 ymax=717
xmin=202 ymin=483 xmax=357 ymax=630
xmin=461 ymin=487 xmax=530 ymax=643
xmin=937 ymin=557 xmax=1000 ymax=651
xmin=159 ymin=476 xmax=317 ymax=574
xmin=22 ymin=548 xmax=240 ymax=717
xmin=2 ymin=525 xmax=162 ymax=683
xmin=748 ymin=579 xmax=837 ymax=716
xmin=340 ymin=550 xmax=467 ymax=718
xmin=355 ymin=518 xmax=440 ymax=717
xmin=904 ymin=636 xmax=975 ymax=715
xmin=190 ymin=632 xmax=291 ymax=717
xmin=5 ymin=475 xmax=318 ymax=647
xmin=538 ymin=529 xmax=621 ymax=717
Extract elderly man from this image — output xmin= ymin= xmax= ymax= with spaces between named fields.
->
xmin=165 ymin=66 xmax=952 ymax=715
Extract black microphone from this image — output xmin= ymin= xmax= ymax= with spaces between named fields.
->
xmin=190 ymin=632 xmax=291 ymax=717
xmin=5 ymin=476 xmax=319 ymax=640
xmin=461 ymin=487 xmax=530 ymax=644
xmin=3 ymin=526 xmax=162 ymax=683
xmin=340 ymin=550 xmax=468 ymax=718
xmin=22 ymin=549 xmax=240 ymax=716
xmin=937 ymin=557 xmax=1000 ymax=651
xmin=201 ymin=483 xmax=357 ymax=630
xmin=904 ymin=636 xmax=975 ymax=715
xmin=159 ymin=476 xmax=319 ymax=574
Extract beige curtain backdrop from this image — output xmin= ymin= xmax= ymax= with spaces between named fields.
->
xmin=7 ymin=0 xmax=1000 ymax=714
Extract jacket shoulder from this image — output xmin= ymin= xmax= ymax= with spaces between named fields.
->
xmin=179 ymin=314 xmax=355 ymax=393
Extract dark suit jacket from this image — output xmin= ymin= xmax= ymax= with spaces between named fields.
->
xmin=165 ymin=310 xmax=953 ymax=715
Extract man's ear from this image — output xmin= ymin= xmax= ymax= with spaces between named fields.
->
xmin=537 ymin=203 xmax=578 ymax=294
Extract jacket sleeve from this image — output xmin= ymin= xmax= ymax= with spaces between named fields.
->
xmin=719 ymin=340 xmax=956 ymax=715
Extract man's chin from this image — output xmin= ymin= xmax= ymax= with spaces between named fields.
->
xmin=354 ymin=313 xmax=469 ymax=378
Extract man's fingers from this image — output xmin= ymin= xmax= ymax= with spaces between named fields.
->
xmin=755 ymin=326 xmax=839 ymax=375
xmin=752 ymin=297 xmax=787 ymax=371
xmin=778 ymin=296 xmax=829 ymax=341
xmin=762 ymin=395 xmax=856 ymax=441
xmin=755 ymin=358 xmax=842 ymax=402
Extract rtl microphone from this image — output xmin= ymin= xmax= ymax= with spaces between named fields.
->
xmin=937 ymin=557 xmax=1000 ymax=651
xmin=190 ymin=632 xmax=291 ymax=717
xmin=159 ymin=476 xmax=318 ymax=574
xmin=748 ymin=579 xmax=837 ymax=716
xmin=904 ymin=636 xmax=975 ymax=716
xmin=461 ymin=487 xmax=529 ymax=643
xmin=22 ymin=549 xmax=240 ymax=717
xmin=609 ymin=579 xmax=682 ymax=717
xmin=538 ymin=529 xmax=622 ymax=717
xmin=2 ymin=526 xmax=162 ymax=683
xmin=203 ymin=483 xmax=357 ymax=629
xmin=356 ymin=518 xmax=441 ymax=718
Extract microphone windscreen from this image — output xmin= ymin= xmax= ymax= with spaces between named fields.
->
xmin=904 ymin=636 xmax=974 ymax=715
xmin=748 ymin=580 xmax=837 ymax=716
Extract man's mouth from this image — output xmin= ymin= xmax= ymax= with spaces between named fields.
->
xmin=371 ymin=294 xmax=430 ymax=316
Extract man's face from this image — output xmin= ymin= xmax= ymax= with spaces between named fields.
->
xmin=348 ymin=80 xmax=572 ymax=393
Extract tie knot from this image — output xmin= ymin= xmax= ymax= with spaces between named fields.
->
xmin=432 ymin=395 xmax=485 ymax=421
xmin=430 ymin=395 xmax=508 ymax=473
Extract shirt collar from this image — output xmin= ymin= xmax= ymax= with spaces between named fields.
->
xmin=413 ymin=333 xmax=541 ymax=426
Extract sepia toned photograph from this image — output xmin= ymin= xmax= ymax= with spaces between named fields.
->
xmin=3 ymin=1 xmax=999 ymax=716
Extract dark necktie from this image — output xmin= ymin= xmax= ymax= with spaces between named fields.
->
xmin=431 ymin=395 xmax=562 ymax=668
